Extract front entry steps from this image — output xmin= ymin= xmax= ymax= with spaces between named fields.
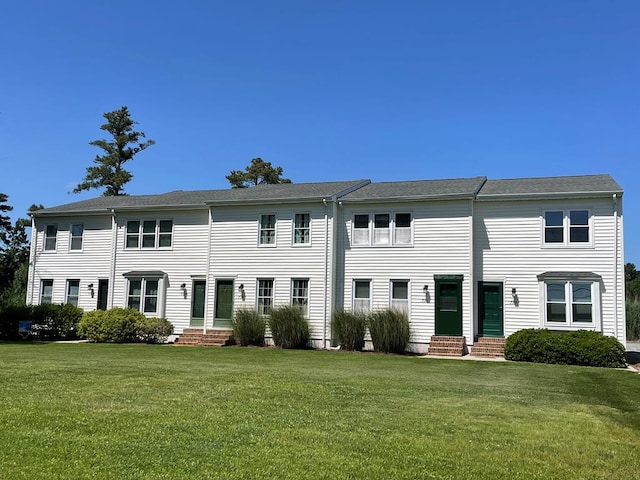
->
xmin=470 ymin=337 xmax=506 ymax=358
xmin=427 ymin=336 xmax=467 ymax=356
xmin=175 ymin=328 xmax=234 ymax=347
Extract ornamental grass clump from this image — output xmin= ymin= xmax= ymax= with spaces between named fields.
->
xmin=368 ymin=309 xmax=411 ymax=354
xmin=233 ymin=308 xmax=266 ymax=346
xmin=268 ymin=305 xmax=310 ymax=349
xmin=331 ymin=309 xmax=366 ymax=351
xmin=626 ymin=301 xmax=640 ymax=341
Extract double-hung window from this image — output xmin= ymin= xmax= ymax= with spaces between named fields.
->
xmin=126 ymin=220 xmax=173 ymax=249
xmin=353 ymin=280 xmax=371 ymax=313
xmin=352 ymin=213 xmax=412 ymax=246
xmin=70 ymin=224 xmax=84 ymax=251
xmin=44 ymin=225 xmax=57 ymax=251
xmin=257 ymin=279 xmax=274 ymax=315
xmin=291 ymin=279 xmax=309 ymax=316
xmin=294 ymin=213 xmax=310 ymax=245
xmin=66 ymin=280 xmax=80 ymax=306
xmin=128 ymin=278 xmax=159 ymax=314
xmin=259 ymin=214 xmax=276 ymax=245
xmin=543 ymin=210 xmax=590 ymax=246
xmin=391 ymin=280 xmax=409 ymax=314
xmin=540 ymin=272 xmax=599 ymax=329
xmin=40 ymin=279 xmax=53 ymax=304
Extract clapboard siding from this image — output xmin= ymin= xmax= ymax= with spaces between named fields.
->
xmin=208 ymin=203 xmax=332 ymax=342
xmin=474 ymin=197 xmax=624 ymax=342
xmin=112 ymin=209 xmax=210 ymax=332
xmin=339 ymin=199 xmax=473 ymax=347
xmin=29 ymin=215 xmax=114 ymax=310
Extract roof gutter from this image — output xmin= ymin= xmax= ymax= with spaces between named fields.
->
xmin=476 ymin=191 xmax=624 ymax=202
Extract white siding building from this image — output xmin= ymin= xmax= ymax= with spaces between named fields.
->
xmin=27 ymin=174 xmax=626 ymax=351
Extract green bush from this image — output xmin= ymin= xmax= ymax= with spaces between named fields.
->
xmin=0 ymin=304 xmax=31 ymax=340
xmin=505 ymin=328 xmax=626 ymax=368
xmin=626 ymin=301 xmax=640 ymax=341
xmin=268 ymin=305 xmax=310 ymax=349
xmin=137 ymin=317 xmax=174 ymax=344
xmin=233 ymin=308 xmax=265 ymax=346
xmin=31 ymin=303 xmax=84 ymax=339
xmin=332 ymin=309 xmax=366 ymax=351
xmin=78 ymin=307 xmax=143 ymax=343
xmin=368 ymin=309 xmax=411 ymax=354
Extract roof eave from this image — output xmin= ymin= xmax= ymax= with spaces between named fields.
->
xmin=340 ymin=192 xmax=478 ymax=204
xmin=476 ymin=190 xmax=623 ymax=201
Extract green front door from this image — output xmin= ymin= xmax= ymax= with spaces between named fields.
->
xmin=97 ymin=279 xmax=109 ymax=310
xmin=214 ymin=280 xmax=234 ymax=328
xmin=435 ymin=276 xmax=463 ymax=336
xmin=478 ymin=282 xmax=503 ymax=337
xmin=190 ymin=280 xmax=206 ymax=327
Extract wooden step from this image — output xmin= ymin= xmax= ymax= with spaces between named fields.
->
xmin=470 ymin=337 xmax=506 ymax=358
xmin=427 ymin=336 xmax=466 ymax=357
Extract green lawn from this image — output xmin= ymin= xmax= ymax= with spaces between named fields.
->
xmin=0 ymin=344 xmax=639 ymax=479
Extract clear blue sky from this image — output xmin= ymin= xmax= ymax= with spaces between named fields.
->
xmin=1 ymin=1 xmax=638 ymax=262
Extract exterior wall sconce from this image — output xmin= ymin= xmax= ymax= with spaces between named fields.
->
xmin=180 ymin=283 xmax=187 ymax=299
xmin=423 ymin=285 xmax=430 ymax=303
xmin=511 ymin=287 xmax=517 ymax=296
xmin=87 ymin=283 xmax=94 ymax=298
xmin=238 ymin=284 xmax=246 ymax=301
xmin=511 ymin=287 xmax=519 ymax=307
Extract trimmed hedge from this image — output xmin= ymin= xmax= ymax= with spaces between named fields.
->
xmin=268 ymin=305 xmax=310 ymax=349
xmin=504 ymin=328 xmax=626 ymax=368
xmin=137 ymin=316 xmax=174 ymax=344
xmin=0 ymin=303 xmax=83 ymax=340
xmin=332 ymin=309 xmax=366 ymax=351
xmin=78 ymin=308 xmax=143 ymax=343
xmin=368 ymin=309 xmax=411 ymax=354
xmin=233 ymin=308 xmax=265 ymax=346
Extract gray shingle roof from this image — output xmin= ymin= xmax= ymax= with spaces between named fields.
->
xmin=339 ymin=177 xmax=487 ymax=202
xmin=478 ymin=174 xmax=622 ymax=198
xmin=33 ymin=180 xmax=371 ymax=215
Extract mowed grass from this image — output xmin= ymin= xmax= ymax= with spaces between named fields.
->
xmin=0 ymin=344 xmax=639 ymax=479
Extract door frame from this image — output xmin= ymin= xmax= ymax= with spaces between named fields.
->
xmin=190 ymin=279 xmax=206 ymax=327
xmin=434 ymin=275 xmax=463 ymax=336
xmin=477 ymin=281 xmax=504 ymax=337
xmin=96 ymin=279 xmax=109 ymax=310
xmin=213 ymin=278 xmax=235 ymax=328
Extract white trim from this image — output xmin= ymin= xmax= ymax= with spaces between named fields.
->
xmin=540 ymin=208 xmax=594 ymax=249
xmin=352 ymin=279 xmax=372 ymax=313
xmin=292 ymin=212 xmax=312 ymax=247
xmin=258 ymin=213 xmax=277 ymax=247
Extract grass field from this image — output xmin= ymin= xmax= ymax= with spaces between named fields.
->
xmin=0 ymin=343 xmax=639 ymax=479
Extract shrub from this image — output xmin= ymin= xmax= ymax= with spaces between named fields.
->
xmin=233 ymin=308 xmax=265 ymax=346
xmin=78 ymin=307 xmax=143 ymax=343
xmin=31 ymin=303 xmax=84 ymax=339
xmin=626 ymin=301 xmax=640 ymax=341
xmin=505 ymin=328 xmax=626 ymax=368
xmin=0 ymin=304 xmax=31 ymax=340
xmin=331 ymin=309 xmax=366 ymax=351
xmin=368 ymin=309 xmax=411 ymax=354
xmin=137 ymin=317 xmax=174 ymax=344
xmin=268 ymin=305 xmax=310 ymax=349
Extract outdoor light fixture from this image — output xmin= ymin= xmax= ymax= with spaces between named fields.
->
xmin=511 ymin=287 xmax=517 ymax=296
xmin=87 ymin=283 xmax=94 ymax=298
xmin=180 ymin=283 xmax=187 ymax=299
xmin=238 ymin=284 xmax=246 ymax=301
xmin=423 ymin=285 xmax=429 ymax=293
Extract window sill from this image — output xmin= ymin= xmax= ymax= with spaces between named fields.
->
xmin=544 ymin=323 xmax=596 ymax=330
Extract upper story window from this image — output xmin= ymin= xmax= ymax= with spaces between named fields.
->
xmin=126 ymin=220 xmax=173 ymax=249
xmin=70 ymin=224 xmax=84 ymax=251
xmin=44 ymin=225 xmax=57 ymax=251
xmin=543 ymin=210 xmax=590 ymax=246
xmin=259 ymin=214 xmax=276 ymax=245
xmin=294 ymin=213 xmax=310 ymax=245
xmin=66 ymin=279 xmax=80 ymax=306
xmin=352 ymin=213 xmax=413 ymax=247
xmin=40 ymin=279 xmax=53 ymax=304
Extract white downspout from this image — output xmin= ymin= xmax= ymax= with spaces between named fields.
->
xmin=204 ymin=207 xmax=213 ymax=334
xmin=613 ymin=194 xmax=619 ymax=341
xmin=469 ymin=198 xmax=474 ymax=345
xmin=109 ymin=210 xmax=117 ymax=309
xmin=28 ymin=216 xmax=37 ymax=304
xmin=322 ymin=198 xmax=329 ymax=349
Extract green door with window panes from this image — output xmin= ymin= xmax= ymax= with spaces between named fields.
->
xmin=214 ymin=280 xmax=234 ymax=328
xmin=435 ymin=275 xmax=463 ymax=336
xmin=191 ymin=280 xmax=206 ymax=327
xmin=478 ymin=282 xmax=503 ymax=337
